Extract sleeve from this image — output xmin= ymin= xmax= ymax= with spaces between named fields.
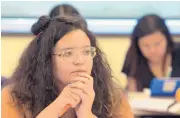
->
xmin=112 ymin=86 xmax=134 ymax=118
xmin=1 ymin=86 xmax=24 ymax=118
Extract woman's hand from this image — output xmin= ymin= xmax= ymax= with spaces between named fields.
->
xmin=69 ymin=72 xmax=96 ymax=118
xmin=36 ymin=72 xmax=96 ymax=118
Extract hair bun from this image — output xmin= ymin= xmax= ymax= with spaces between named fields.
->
xmin=31 ymin=16 xmax=51 ymax=35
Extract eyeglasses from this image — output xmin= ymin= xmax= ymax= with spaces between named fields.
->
xmin=53 ymin=46 xmax=96 ymax=62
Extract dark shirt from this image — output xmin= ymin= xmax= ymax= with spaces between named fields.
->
xmin=122 ymin=47 xmax=180 ymax=91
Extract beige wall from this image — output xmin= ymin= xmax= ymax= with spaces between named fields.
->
xmin=97 ymin=36 xmax=130 ymax=87
xmin=1 ymin=35 xmax=180 ymax=88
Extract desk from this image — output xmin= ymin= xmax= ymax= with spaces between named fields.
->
xmin=128 ymin=92 xmax=180 ymax=117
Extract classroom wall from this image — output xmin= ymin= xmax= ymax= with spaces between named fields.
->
xmin=1 ymin=36 xmax=180 ymax=88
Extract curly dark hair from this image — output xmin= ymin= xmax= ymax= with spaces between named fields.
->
xmin=10 ymin=15 xmax=117 ymax=118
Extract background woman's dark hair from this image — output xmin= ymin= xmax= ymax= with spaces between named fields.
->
xmin=49 ymin=4 xmax=80 ymax=18
xmin=10 ymin=15 xmax=117 ymax=118
xmin=123 ymin=14 xmax=174 ymax=86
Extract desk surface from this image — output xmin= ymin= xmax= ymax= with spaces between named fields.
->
xmin=128 ymin=92 xmax=180 ymax=116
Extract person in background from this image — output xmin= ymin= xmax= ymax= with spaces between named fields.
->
xmin=2 ymin=15 xmax=133 ymax=118
xmin=49 ymin=4 xmax=80 ymax=17
xmin=49 ymin=4 xmax=87 ymax=27
xmin=122 ymin=14 xmax=180 ymax=92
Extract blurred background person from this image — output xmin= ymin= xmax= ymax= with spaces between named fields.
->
xmin=49 ymin=4 xmax=81 ymax=18
xmin=49 ymin=4 xmax=87 ymax=27
xmin=122 ymin=14 xmax=180 ymax=92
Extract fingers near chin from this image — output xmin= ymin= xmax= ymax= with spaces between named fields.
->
xmin=70 ymin=88 xmax=87 ymax=100
xmin=78 ymin=73 xmax=93 ymax=81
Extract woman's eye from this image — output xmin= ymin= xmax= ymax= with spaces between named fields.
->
xmin=63 ymin=51 xmax=73 ymax=57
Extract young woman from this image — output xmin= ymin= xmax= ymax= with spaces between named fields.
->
xmin=2 ymin=15 xmax=133 ymax=118
xmin=122 ymin=14 xmax=180 ymax=92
